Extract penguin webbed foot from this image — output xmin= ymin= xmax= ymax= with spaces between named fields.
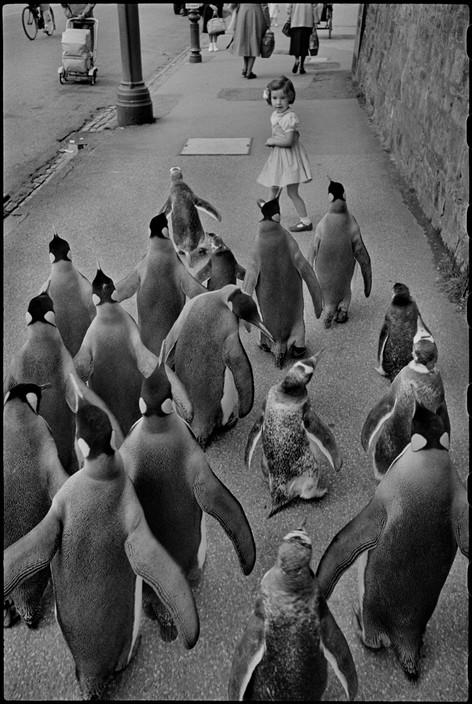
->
xmin=324 ymin=311 xmax=335 ymax=329
xmin=335 ymin=308 xmax=348 ymax=323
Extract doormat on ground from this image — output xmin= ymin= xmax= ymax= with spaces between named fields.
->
xmin=180 ymin=138 xmax=252 ymax=155
xmin=218 ymin=70 xmax=356 ymax=101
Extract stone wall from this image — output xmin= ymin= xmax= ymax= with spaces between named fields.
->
xmin=352 ymin=4 xmax=468 ymax=272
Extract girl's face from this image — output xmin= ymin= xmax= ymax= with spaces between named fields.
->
xmin=270 ymin=88 xmax=290 ymax=112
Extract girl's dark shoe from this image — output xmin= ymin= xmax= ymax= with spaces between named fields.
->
xmin=242 ymin=69 xmax=247 ymax=76
xmin=246 ymin=72 xmax=257 ymax=79
xmin=299 ymin=66 xmax=306 ymax=74
xmin=292 ymin=61 xmax=299 ymax=74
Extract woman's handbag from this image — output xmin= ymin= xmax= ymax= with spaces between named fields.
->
xmin=281 ymin=21 xmax=291 ymax=37
xmin=260 ymin=28 xmax=275 ymax=58
xmin=207 ymin=15 xmax=226 ymax=36
xmin=309 ymin=27 xmax=319 ymax=56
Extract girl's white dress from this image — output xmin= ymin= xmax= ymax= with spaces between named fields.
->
xmin=257 ymin=108 xmax=312 ymax=187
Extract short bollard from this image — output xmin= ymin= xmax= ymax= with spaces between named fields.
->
xmin=187 ymin=4 xmax=202 ymax=63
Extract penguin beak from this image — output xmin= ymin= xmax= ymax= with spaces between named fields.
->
xmin=256 ymin=322 xmax=275 ymax=343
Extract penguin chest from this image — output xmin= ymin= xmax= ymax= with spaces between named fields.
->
xmin=257 ymin=261 xmax=303 ymax=338
xmin=252 ymin=604 xmax=326 ymax=699
xmin=315 ymin=230 xmax=354 ymax=303
xmin=262 ymin=402 xmax=312 ymax=479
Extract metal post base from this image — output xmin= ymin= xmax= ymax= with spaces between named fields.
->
xmin=116 ymin=84 xmax=154 ymax=126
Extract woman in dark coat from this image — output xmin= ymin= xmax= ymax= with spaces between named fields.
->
xmin=230 ymin=3 xmax=271 ymax=79
xmin=201 ymin=2 xmax=225 ymax=52
xmin=286 ymin=3 xmax=322 ymax=74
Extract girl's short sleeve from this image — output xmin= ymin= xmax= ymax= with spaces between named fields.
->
xmin=279 ymin=111 xmax=299 ymax=133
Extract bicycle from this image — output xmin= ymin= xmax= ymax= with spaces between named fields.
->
xmin=22 ymin=4 xmax=56 ymax=40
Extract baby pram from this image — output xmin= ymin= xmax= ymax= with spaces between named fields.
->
xmin=58 ymin=17 xmax=98 ymax=84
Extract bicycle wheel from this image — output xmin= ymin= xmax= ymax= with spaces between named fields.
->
xmin=44 ymin=7 xmax=55 ymax=35
xmin=22 ymin=6 xmax=38 ymax=40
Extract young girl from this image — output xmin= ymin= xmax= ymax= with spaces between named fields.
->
xmin=257 ymin=75 xmax=313 ymax=232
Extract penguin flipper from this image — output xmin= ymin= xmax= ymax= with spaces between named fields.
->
xmin=159 ymin=195 xmax=172 ymax=216
xmin=126 ymin=315 xmax=159 ymax=378
xmin=307 ymin=226 xmax=321 ymax=267
xmin=360 ymin=393 xmax=396 ymax=451
xmin=223 ymin=333 xmax=254 ymax=418
xmin=194 ymin=197 xmax=222 ymax=222
xmin=4 ymin=508 xmax=62 ymax=599
xmin=351 ymin=230 xmax=372 ymax=298
xmin=193 ymin=460 xmax=256 ymax=575
xmin=73 ymin=340 xmax=94 ymax=382
xmin=289 ymin=239 xmax=323 ymax=318
xmin=244 ymin=404 xmax=266 ymax=468
xmin=319 ymin=594 xmax=358 ymax=701
xmin=180 ymin=269 xmax=207 ymax=298
xmin=304 ymin=403 xmax=342 ymax=471
xmin=113 ymin=267 xmax=141 ymax=303
xmin=77 ymin=272 xmax=97 ymax=321
xmin=125 ymin=508 xmax=200 ymax=649
xmin=376 ymin=321 xmax=389 ymax=368
xmin=164 ymin=363 xmax=193 ymax=423
xmin=316 ymin=498 xmax=387 ymax=599
xmin=452 ymin=485 xmax=469 ymax=558
xmin=242 ymin=254 xmax=261 ymax=296
xmin=228 ymin=596 xmax=266 ymax=701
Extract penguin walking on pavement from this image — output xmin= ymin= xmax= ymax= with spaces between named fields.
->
xmin=40 ymin=232 xmax=96 ymax=357
xmin=160 ymin=166 xmax=222 ymax=269
xmin=4 ymin=383 xmax=68 ymax=629
xmin=307 ymin=179 xmax=372 ymax=329
xmin=74 ymin=267 xmax=159 ymax=437
xmin=243 ymin=198 xmax=323 ymax=368
xmin=375 ymin=282 xmax=431 ymax=381
xmin=3 ymin=376 xmax=199 ymax=701
xmin=245 ymin=352 xmax=342 ymax=517
xmin=194 ymin=232 xmax=246 ymax=290
xmin=113 ymin=213 xmax=206 ymax=360
xmin=228 ymin=527 xmax=358 ymax=701
xmin=316 ymin=403 xmax=468 ymax=681
xmin=120 ymin=364 xmax=256 ymax=642
xmin=160 ymin=284 xmax=274 ymax=448
xmin=361 ymin=329 xmax=448 ymax=480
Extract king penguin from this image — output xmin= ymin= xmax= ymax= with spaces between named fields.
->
xmin=316 ymin=403 xmax=468 ymax=681
xmin=3 ymin=376 xmax=199 ymax=700
xmin=160 ymin=166 xmax=222 ymax=269
xmin=40 ymin=232 xmax=96 ymax=356
xmin=120 ymin=364 xmax=256 ymax=642
xmin=375 ymin=282 xmax=431 ymax=381
xmin=243 ymin=197 xmax=322 ymax=368
xmin=113 ymin=213 xmax=206 ymax=360
xmin=74 ymin=267 xmax=159 ymax=436
xmin=160 ymin=283 xmax=274 ymax=448
xmin=228 ymin=527 xmax=358 ymax=701
xmin=245 ymin=352 xmax=342 ymax=517
xmin=4 ymin=383 xmax=68 ymax=629
xmin=307 ymin=179 xmax=372 ymax=328
xmin=194 ymin=232 xmax=246 ymax=290
xmin=361 ymin=328 xmax=449 ymax=480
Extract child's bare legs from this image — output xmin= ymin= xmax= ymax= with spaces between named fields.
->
xmin=245 ymin=56 xmax=256 ymax=78
xmin=270 ymin=186 xmax=282 ymax=200
xmin=287 ymin=183 xmax=312 ymax=232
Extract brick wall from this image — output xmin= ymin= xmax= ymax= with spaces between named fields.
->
xmin=352 ymin=4 xmax=468 ymax=271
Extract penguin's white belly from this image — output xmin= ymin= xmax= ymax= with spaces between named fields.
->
xmin=220 ymin=366 xmax=239 ymax=425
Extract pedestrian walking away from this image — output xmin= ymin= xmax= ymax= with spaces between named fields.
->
xmin=257 ymin=75 xmax=313 ymax=232
xmin=286 ymin=2 xmax=323 ymax=73
xmin=229 ymin=3 xmax=271 ymax=79
xmin=200 ymin=2 xmax=225 ymax=52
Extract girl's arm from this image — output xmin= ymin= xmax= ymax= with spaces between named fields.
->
xmin=266 ymin=130 xmax=295 ymax=148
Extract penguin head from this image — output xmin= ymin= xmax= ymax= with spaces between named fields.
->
xmin=412 ymin=337 xmax=438 ymax=369
xmin=258 ymin=197 xmax=280 ymax=223
xmin=76 ymin=403 xmax=115 ymax=459
xmin=410 ymin=403 xmax=450 ymax=452
xmin=26 ymin=292 xmax=56 ymax=326
xmin=48 ymin=233 xmax=71 ymax=262
xmin=391 ymin=282 xmax=412 ymax=305
xmin=170 ymin=166 xmax=183 ymax=183
xmin=92 ymin=268 xmax=116 ymax=305
xmin=149 ymin=213 xmax=170 ymax=239
xmin=226 ymin=288 xmax=275 ymax=342
xmin=207 ymin=233 xmax=226 ymax=252
xmin=139 ymin=366 xmax=174 ymax=417
xmin=280 ymin=350 xmax=323 ymax=396
xmin=328 ymin=180 xmax=345 ymax=202
xmin=277 ymin=527 xmax=312 ymax=574
xmin=4 ymin=382 xmax=46 ymax=414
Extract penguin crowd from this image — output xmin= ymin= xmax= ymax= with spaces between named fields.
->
xmin=3 ymin=171 xmax=468 ymax=701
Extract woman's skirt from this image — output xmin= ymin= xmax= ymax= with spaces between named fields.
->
xmin=231 ymin=4 xmax=267 ymax=57
xmin=289 ymin=26 xmax=312 ymax=57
